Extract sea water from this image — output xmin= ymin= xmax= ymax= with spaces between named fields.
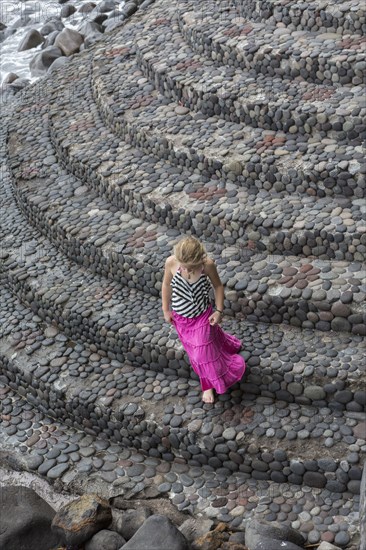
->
xmin=0 ymin=0 xmax=122 ymax=85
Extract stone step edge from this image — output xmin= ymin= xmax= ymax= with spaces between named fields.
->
xmin=0 ymin=276 xmax=364 ymax=409
xmin=12 ymin=68 xmax=365 ymax=256
xmin=2 ymin=259 xmax=366 ymax=405
xmin=131 ymin=13 xmax=364 ymax=145
xmin=51 ymin=116 xmax=366 ymax=263
xmin=91 ymin=52 xmax=365 ymax=199
xmin=225 ymin=0 xmax=365 ymax=35
xmin=1 ymin=329 xmax=365 ymax=455
xmin=0 ymin=359 xmax=364 ymax=496
xmin=10 ymin=171 xmax=366 ymax=337
xmin=178 ymin=2 xmax=365 ymax=86
xmin=46 ymin=95 xmax=366 ymax=267
xmin=0 ymin=386 xmax=361 ymax=542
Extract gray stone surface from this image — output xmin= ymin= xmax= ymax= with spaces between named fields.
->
xmin=0 ymin=486 xmax=61 ymax=550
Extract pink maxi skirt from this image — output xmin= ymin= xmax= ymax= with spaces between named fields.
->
xmin=172 ymin=306 xmax=246 ymax=393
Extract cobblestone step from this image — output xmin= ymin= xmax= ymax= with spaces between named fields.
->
xmin=131 ymin=5 xmax=365 ymax=148
xmin=5 ymin=92 xmax=366 ymax=334
xmin=0 ymin=287 xmax=365 ymax=488
xmin=243 ymin=0 xmax=366 ymax=35
xmin=9 ymin=161 xmax=366 ymax=335
xmin=0 ymin=384 xmax=362 ymax=546
xmin=178 ymin=0 xmax=366 ymax=86
xmin=93 ymin=39 xmax=365 ymax=200
xmin=1 ymin=269 xmax=365 ymax=413
xmin=11 ymin=65 xmax=365 ymax=267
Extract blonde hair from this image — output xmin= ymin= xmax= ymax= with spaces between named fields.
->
xmin=174 ymin=236 xmax=207 ymax=265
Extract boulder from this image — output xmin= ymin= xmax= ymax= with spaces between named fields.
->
xmin=11 ymin=16 xmax=32 ymax=29
xmin=18 ymin=29 xmax=44 ymax=51
xmin=84 ymin=33 xmax=104 ymax=47
xmin=99 ymin=0 xmax=119 ymax=12
xmin=61 ymin=5 xmax=77 ymax=18
xmin=30 ymin=46 xmax=63 ymax=76
xmin=78 ymin=21 xmax=104 ymax=37
xmin=84 ymin=529 xmax=126 ymax=550
xmin=3 ymin=72 xmax=19 ymax=84
xmin=0 ymin=486 xmax=61 ymax=550
xmin=121 ymin=2 xmax=138 ymax=18
xmin=8 ymin=78 xmax=30 ymax=93
xmin=0 ymin=22 xmax=6 ymax=31
xmin=51 ymin=494 xmax=112 ymax=546
xmin=179 ymin=517 xmax=215 ymax=543
xmin=54 ymin=28 xmax=84 ymax=56
xmin=47 ymin=56 xmax=70 ymax=73
xmin=139 ymin=0 xmax=156 ymax=9
xmin=111 ymin=506 xmax=152 ymax=540
xmin=79 ymin=2 xmax=97 ymax=13
xmin=93 ymin=14 xmax=109 ymax=25
xmin=40 ymin=18 xmax=64 ymax=37
xmin=42 ymin=30 xmax=61 ymax=49
xmin=122 ymin=515 xmax=190 ymax=550
xmin=104 ymin=15 xmax=126 ymax=32
xmin=245 ymin=520 xmax=305 ymax=550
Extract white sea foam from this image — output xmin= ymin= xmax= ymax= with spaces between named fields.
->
xmin=0 ymin=0 xmax=123 ymax=85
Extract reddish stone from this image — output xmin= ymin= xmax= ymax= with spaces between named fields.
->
xmin=283 ymin=267 xmax=298 ymax=276
xmin=299 ymin=264 xmax=313 ymax=273
xmin=212 ymin=498 xmax=228 ymax=508
xmin=319 ymin=311 xmax=334 ymax=321
xmin=353 ymin=422 xmax=366 ymax=439
xmin=278 ymin=276 xmax=292 ymax=284
xmin=321 ymin=531 xmax=335 ymax=543
xmin=306 ymin=267 xmax=321 ymax=275
xmin=295 ymin=280 xmax=308 ymax=289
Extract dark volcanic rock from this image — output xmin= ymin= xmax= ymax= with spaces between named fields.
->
xmin=0 ymin=486 xmax=61 ymax=550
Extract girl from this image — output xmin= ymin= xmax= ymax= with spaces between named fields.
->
xmin=162 ymin=236 xmax=246 ymax=403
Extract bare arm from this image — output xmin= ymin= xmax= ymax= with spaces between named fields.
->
xmin=205 ymin=259 xmax=224 ymax=322
xmin=162 ymin=256 xmax=174 ymax=318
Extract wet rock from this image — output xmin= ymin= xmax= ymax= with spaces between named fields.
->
xmin=245 ymin=519 xmax=305 ymax=550
xmin=18 ymin=29 xmax=44 ymax=52
xmin=40 ymin=18 xmax=65 ymax=37
xmin=48 ymin=57 xmax=70 ymax=73
xmin=60 ymin=5 xmax=77 ymax=18
xmin=0 ymin=486 xmax=61 ymax=550
xmin=29 ymin=46 xmax=63 ymax=76
xmin=51 ymin=494 xmax=112 ymax=546
xmin=179 ymin=517 xmax=215 ymax=542
xmin=111 ymin=506 xmax=152 ymax=540
xmin=84 ymin=529 xmax=126 ymax=550
xmin=54 ymin=28 xmax=84 ymax=56
xmin=122 ymin=515 xmax=190 ymax=550
xmin=3 ymin=72 xmax=19 ymax=84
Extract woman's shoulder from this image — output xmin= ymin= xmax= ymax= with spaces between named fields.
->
xmin=165 ymin=255 xmax=179 ymax=272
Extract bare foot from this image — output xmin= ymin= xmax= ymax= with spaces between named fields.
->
xmin=202 ymin=389 xmax=214 ymax=404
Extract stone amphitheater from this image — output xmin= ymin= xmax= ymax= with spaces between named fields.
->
xmin=0 ymin=0 xmax=365 ymax=548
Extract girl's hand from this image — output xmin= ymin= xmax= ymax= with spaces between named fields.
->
xmin=163 ymin=310 xmax=174 ymax=324
xmin=209 ymin=311 xmax=222 ymax=326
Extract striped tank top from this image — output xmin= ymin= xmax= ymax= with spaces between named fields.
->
xmin=171 ymin=266 xmax=211 ymax=318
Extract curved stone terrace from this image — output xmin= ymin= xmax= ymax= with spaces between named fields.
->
xmin=0 ymin=0 xmax=365 ymax=548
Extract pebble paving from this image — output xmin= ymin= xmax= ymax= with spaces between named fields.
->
xmin=0 ymin=0 xmax=365 ymax=547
